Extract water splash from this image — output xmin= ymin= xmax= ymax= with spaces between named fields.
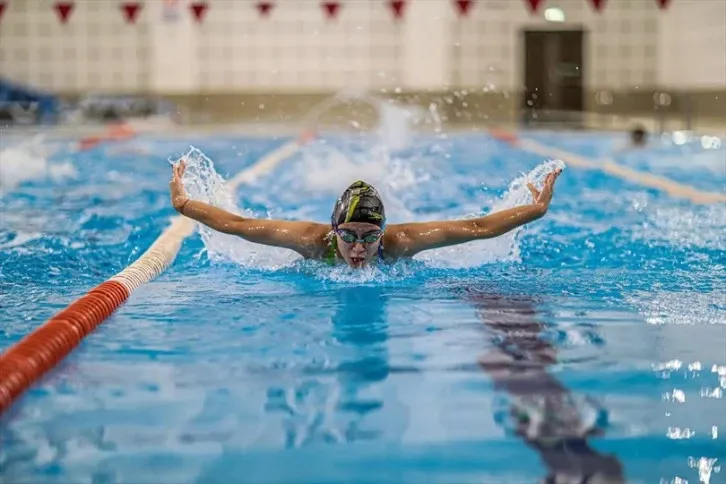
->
xmin=0 ymin=135 xmax=76 ymax=196
xmin=302 ymin=89 xmax=437 ymax=152
xmin=418 ymin=159 xmax=566 ymax=268
xmin=170 ymin=147 xmax=299 ymax=270
xmin=285 ymin=138 xmax=425 ymax=225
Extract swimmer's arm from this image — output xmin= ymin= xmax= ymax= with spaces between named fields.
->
xmin=386 ymin=168 xmax=562 ymax=257
xmin=386 ymin=204 xmax=547 ymax=257
xmin=169 ymin=160 xmax=326 ymax=257
xmin=178 ymin=200 xmax=327 ymax=257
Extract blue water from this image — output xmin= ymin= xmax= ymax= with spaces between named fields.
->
xmin=1 ymin=129 xmax=724 ymax=484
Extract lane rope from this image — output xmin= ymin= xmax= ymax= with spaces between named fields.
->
xmin=0 ymin=134 xmax=312 ymax=415
xmin=517 ymin=138 xmax=726 ymax=205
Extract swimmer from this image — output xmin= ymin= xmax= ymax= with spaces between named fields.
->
xmin=169 ymin=160 xmax=562 ymax=268
xmin=630 ymin=125 xmax=648 ymax=148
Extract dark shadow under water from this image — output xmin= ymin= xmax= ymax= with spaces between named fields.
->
xmin=258 ymin=277 xmax=625 ymax=483
xmin=462 ymin=288 xmax=625 ymax=484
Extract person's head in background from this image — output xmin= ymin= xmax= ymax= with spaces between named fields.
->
xmin=630 ymin=125 xmax=648 ymax=148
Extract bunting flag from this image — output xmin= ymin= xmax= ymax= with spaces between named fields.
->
xmin=388 ymin=0 xmax=406 ymax=21
xmin=121 ymin=2 xmax=142 ymax=24
xmin=190 ymin=1 xmax=208 ymax=23
xmin=54 ymin=2 xmax=74 ymax=24
xmin=0 ymin=2 xmax=6 ymax=24
xmin=322 ymin=1 xmax=341 ymax=19
xmin=655 ymin=0 xmax=671 ymax=9
xmin=454 ymin=0 xmax=474 ymax=17
xmin=256 ymin=1 xmax=274 ymax=17
xmin=525 ymin=0 xmax=546 ymax=14
xmin=587 ymin=0 xmax=606 ymax=11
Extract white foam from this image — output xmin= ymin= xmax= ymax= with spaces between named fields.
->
xmin=0 ymin=134 xmax=76 ymax=195
xmin=171 ymin=147 xmax=300 ymax=270
xmin=634 ymin=204 xmax=726 ymax=251
xmin=290 ymin=139 xmax=424 ymax=225
xmin=417 ymin=159 xmax=566 ymax=268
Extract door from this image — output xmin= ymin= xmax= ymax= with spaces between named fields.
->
xmin=522 ymin=29 xmax=585 ymax=127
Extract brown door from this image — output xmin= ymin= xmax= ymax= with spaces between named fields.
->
xmin=522 ymin=29 xmax=585 ymax=127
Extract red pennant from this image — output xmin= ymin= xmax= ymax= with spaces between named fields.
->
xmin=655 ymin=0 xmax=671 ymax=9
xmin=0 ymin=2 xmax=6 ymax=24
xmin=54 ymin=2 xmax=74 ymax=24
xmin=256 ymin=1 xmax=274 ymax=17
xmin=525 ymin=0 xmax=545 ymax=13
xmin=454 ymin=0 xmax=474 ymax=17
xmin=190 ymin=1 xmax=208 ymax=23
xmin=388 ymin=0 xmax=406 ymax=20
xmin=587 ymin=0 xmax=606 ymax=11
xmin=322 ymin=1 xmax=340 ymax=19
xmin=121 ymin=2 xmax=142 ymax=24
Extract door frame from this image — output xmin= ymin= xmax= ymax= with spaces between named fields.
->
xmin=520 ymin=27 xmax=587 ymax=127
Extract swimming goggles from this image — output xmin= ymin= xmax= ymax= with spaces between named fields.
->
xmin=336 ymin=229 xmax=383 ymax=244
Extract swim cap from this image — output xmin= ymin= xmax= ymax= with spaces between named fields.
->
xmin=331 ymin=180 xmax=386 ymax=228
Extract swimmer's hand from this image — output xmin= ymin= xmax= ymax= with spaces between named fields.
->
xmin=527 ymin=168 xmax=562 ymax=211
xmin=170 ymin=159 xmax=190 ymax=213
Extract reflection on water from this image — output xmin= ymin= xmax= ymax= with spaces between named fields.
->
xmin=264 ymin=285 xmax=390 ymax=447
xmin=465 ymin=290 xmax=624 ymax=484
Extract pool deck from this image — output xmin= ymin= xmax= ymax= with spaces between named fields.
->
xmin=1 ymin=112 xmax=724 ymax=140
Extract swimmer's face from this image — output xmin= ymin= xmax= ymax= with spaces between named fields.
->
xmin=335 ymin=222 xmax=383 ymax=268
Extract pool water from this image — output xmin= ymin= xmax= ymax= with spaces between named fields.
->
xmin=0 ymin=129 xmax=724 ymax=484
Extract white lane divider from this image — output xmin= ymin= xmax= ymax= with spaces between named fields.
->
xmin=518 ymin=138 xmax=726 ymax=205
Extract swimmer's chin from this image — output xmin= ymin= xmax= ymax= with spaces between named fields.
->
xmin=347 ymin=257 xmax=368 ymax=269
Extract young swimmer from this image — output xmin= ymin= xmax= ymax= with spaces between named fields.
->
xmin=169 ymin=160 xmax=562 ymax=268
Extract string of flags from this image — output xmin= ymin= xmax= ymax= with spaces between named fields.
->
xmin=0 ymin=0 xmax=677 ymax=26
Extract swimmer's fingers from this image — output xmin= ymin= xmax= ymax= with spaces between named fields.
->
xmin=527 ymin=183 xmax=540 ymax=200
xmin=547 ymin=168 xmax=562 ymax=186
xmin=170 ymin=161 xmax=186 ymax=192
xmin=173 ymin=159 xmax=186 ymax=178
xmin=542 ymin=170 xmax=560 ymax=192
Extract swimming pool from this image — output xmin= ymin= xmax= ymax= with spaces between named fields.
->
xmin=0 ymin=127 xmax=724 ymax=483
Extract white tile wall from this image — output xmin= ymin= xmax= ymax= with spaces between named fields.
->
xmin=658 ymin=0 xmax=726 ymax=89
xmin=450 ymin=0 xmax=661 ymax=91
xmin=0 ymin=0 xmax=722 ymax=94
xmin=196 ymin=1 xmax=403 ymax=92
xmin=0 ymin=0 xmax=148 ymax=93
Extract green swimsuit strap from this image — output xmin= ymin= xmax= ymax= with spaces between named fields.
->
xmin=323 ymin=231 xmax=338 ymax=265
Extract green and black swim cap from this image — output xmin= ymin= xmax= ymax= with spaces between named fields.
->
xmin=331 ymin=180 xmax=386 ymax=228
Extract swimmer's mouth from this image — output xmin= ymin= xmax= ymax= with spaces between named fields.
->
xmin=350 ymin=257 xmax=365 ymax=265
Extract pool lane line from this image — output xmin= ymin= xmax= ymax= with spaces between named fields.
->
xmin=0 ymin=134 xmax=312 ymax=415
xmin=512 ymin=136 xmax=726 ymax=205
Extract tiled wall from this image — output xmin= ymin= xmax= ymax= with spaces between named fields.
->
xmin=450 ymin=0 xmax=661 ymax=91
xmin=197 ymin=1 xmax=403 ymax=91
xmin=0 ymin=0 xmax=149 ymax=92
xmin=0 ymin=0 xmax=723 ymax=94
xmin=658 ymin=0 xmax=726 ymax=89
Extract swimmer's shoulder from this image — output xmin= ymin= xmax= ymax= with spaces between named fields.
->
xmin=381 ymin=224 xmax=413 ymax=260
xmin=298 ymin=222 xmax=335 ymax=260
